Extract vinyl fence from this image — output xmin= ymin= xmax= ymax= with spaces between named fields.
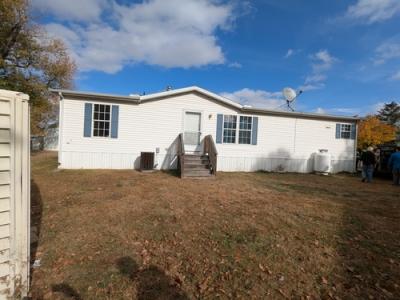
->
xmin=0 ymin=90 xmax=30 ymax=299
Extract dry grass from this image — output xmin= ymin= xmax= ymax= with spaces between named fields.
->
xmin=29 ymin=152 xmax=400 ymax=299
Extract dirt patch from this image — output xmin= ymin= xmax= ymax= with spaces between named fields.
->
xmin=29 ymin=152 xmax=400 ymax=299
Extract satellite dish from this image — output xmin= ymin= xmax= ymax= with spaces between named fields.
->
xmin=283 ymin=87 xmax=297 ymax=102
xmin=282 ymin=87 xmax=303 ymax=111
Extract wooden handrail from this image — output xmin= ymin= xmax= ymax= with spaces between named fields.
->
xmin=177 ymin=133 xmax=185 ymax=177
xmin=204 ymin=135 xmax=218 ymax=175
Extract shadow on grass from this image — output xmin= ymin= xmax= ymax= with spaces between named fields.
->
xmin=51 ymin=283 xmax=81 ymax=300
xmin=116 ymin=256 xmax=188 ymax=300
xmin=30 ymin=180 xmax=42 ymax=281
xmin=160 ymin=169 xmax=181 ymax=178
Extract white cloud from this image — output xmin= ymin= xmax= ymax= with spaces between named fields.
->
xmin=39 ymin=0 xmax=236 ymax=73
xmin=305 ymin=74 xmax=326 ymax=84
xmin=284 ymin=48 xmax=301 ymax=58
xmin=374 ymin=39 xmax=400 ymax=65
xmin=284 ymin=49 xmax=294 ymax=58
xmin=345 ymin=0 xmax=400 ymax=24
xmin=310 ymin=50 xmax=337 ymax=73
xmin=299 ymin=50 xmax=337 ymax=92
xmin=391 ymin=70 xmax=400 ymax=80
xmin=371 ymin=102 xmax=385 ymax=112
xmin=314 ymin=107 xmax=327 ymax=114
xmin=313 ymin=102 xmax=386 ymax=117
xmin=228 ymin=62 xmax=242 ymax=68
xmin=299 ymin=83 xmax=325 ymax=92
xmin=220 ymin=88 xmax=284 ymax=109
xmin=31 ymin=0 xmax=108 ymax=21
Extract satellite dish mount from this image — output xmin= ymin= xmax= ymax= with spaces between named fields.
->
xmin=282 ymin=87 xmax=303 ymax=111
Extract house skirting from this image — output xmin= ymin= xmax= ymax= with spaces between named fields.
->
xmin=59 ymin=151 xmax=354 ymax=173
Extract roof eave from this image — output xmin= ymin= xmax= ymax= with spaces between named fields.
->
xmin=49 ymin=89 xmax=141 ymax=103
xmin=140 ymin=86 xmax=243 ymax=109
xmin=242 ymin=107 xmax=360 ymax=122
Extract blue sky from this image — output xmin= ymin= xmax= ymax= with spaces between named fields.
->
xmin=32 ymin=0 xmax=400 ymax=116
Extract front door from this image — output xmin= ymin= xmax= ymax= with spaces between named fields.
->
xmin=184 ymin=111 xmax=201 ymax=153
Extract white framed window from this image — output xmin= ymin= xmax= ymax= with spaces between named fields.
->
xmin=340 ymin=124 xmax=351 ymax=139
xmin=239 ymin=116 xmax=252 ymax=144
xmin=222 ymin=115 xmax=254 ymax=144
xmin=223 ymin=115 xmax=237 ymax=143
xmin=93 ymin=104 xmax=111 ymax=137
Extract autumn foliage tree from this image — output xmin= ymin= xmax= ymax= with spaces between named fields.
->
xmin=0 ymin=0 xmax=75 ymax=134
xmin=358 ymin=116 xmax=396 ymax=149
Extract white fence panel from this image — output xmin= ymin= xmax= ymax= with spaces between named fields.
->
xmin=0 ymin=90 xmax=30 ymax=299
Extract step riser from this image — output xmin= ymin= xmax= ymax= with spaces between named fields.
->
xmin=184 ymin=165 xmax=209 ymax=169
xmin=183 ymin=171 xmax=211 ymax=176
xmin=184 ymin=157 xmax=209 ymax=161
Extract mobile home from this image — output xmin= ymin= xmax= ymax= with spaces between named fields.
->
xmin=51 ymin=86 xmax=358 ymax=177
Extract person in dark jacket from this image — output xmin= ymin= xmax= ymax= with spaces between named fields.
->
xmin=388 ymin=147 xmax=400 ymax=186
xmin=361 ymin=146 xmax=376 ymax=183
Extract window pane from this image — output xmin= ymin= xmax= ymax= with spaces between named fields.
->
xmin=340 ymin=123 xmax=351 ymax=139
xmin=92 ymin=104 xmax=111 ymax=137
xmin=223 ymin=115 xmax=237 ymax=143
xmin=238 ymin=116 xmax=252 ymax=144
xmin=239 ymin=130 xmax=251 ymax=144
xmin=240 ymin=116 xmax=252 ymax=130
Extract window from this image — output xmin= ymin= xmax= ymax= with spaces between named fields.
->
xmin=239 ymin=116 xmax=252 ymax=144
xmin=93 ymin=104 xmax=111 ymax=137
xmin=223 ymin=115 xmax=237 ymax=143
xmin=340 ymin=124 xmax=351 ymax=139
xmin=221 ymin=115 xmax=254 ymax=144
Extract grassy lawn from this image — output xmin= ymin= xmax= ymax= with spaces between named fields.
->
xmin=29 ymin=152 xmax=400 ymax=299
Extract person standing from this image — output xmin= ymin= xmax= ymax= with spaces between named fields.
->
xmin=361 ymin=146 xmax=376 ymax=183
xmin=388 ymin=147 xmax=400 ymax=186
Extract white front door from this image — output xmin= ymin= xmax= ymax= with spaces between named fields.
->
xmin=184 ymin=111 xmax=202 ymax=152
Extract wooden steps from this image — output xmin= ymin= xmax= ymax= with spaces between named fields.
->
xmin=181 ymin=154 xmax=213 ymax=178
xmin=177 ymin=134 xmax=217 ymax=179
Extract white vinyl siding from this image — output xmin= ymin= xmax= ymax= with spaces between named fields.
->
xmin=59 ymin=92 xmax=356 ymax=173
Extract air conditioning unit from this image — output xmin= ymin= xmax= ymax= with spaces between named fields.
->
xmin=140 ymin=152 xmax=155 ymax=171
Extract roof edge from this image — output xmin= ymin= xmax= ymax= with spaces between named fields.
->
xmin=49 ymin=87 xmax=359 ymax=122
xmin=242 ymin=107 xmax=359 ymax=121
xmin=140 ymin=86 xmax=243 ymax=109
xmin=49 ymin=89 xmax=141 ymax=102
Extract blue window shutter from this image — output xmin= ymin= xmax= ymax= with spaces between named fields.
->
xmin=111 ymin=105 xmax=119 ymax=138
xmin=350 ymin=123 xmax=356 ymax=140
xmin=251 ymin=117 xmax=258 ymax=145
xmin=216 ymin=114 xmax=223 ymax=143
xmin=83 ymin=103 xmax=92 ymax=137
xmin=335 ymin=123 xmax=341 ymax=139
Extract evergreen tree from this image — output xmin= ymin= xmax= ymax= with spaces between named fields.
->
xmin=377 ymin=101 xmax=400 ymax=126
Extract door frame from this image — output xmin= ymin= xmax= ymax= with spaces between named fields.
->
xmin=182 ymin=109 xmax=204 ymax=150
